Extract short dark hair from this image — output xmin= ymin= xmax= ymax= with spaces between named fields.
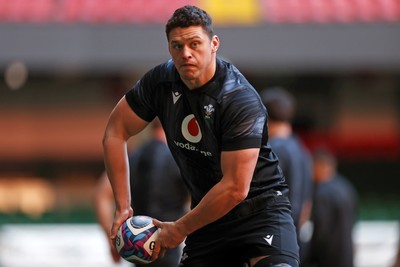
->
xmin=259 ymin=87 xmax=296 ymax=122
xmin=312 ymin=147 xmax=337 ymax=168
xmin=165 ymin=5 xmax=214 ymax=41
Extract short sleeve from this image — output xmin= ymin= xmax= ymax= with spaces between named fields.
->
xmin=125 ymin=70 xmax=158 ymax=122
xmin=221 ymin=87 xmax=266 ymax=151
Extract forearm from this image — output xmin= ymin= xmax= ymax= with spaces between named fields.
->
xmin=103 ymin=135 xmax=131 ymax=211
xmin=94 ymin=173 xmax=115 ymax=237
xmin=177 ymin=149 xmax=258 ymax=235
xmin=176 ymin=177 xmax=246 ymax=236
xmin=94 ymin=194 xmax=115 ymax=236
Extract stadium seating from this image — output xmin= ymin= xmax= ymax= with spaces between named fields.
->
xmin=0 ymin=0 xmax=399 ymax=24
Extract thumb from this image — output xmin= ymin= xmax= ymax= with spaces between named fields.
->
xmin=110 ymin=219 xmax=123 ymax=240
xmin=110 ymin=225 xmax=118 ymax=240
xmin=152 ymin=218 xmax=162 ymax=228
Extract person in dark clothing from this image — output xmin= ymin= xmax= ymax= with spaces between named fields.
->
xmin=94 ymin=119 xmax=189 ymax=267
xmin=259 ymin=87 xmax=313 ymax=264
xmin=307 ymin=148 xmax=358 ymax=267
xmin=103 ymin=5 xmax=299 ymax=267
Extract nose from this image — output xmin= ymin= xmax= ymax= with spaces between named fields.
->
xmin=182 ymin=46 xmax=192 ymax=59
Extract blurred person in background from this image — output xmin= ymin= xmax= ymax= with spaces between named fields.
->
xmin=259 ymin=87 xmax=314 ymax=264
xmin=306 ymin=148 xmax=358 ymax=267
xmin=94 ymin=118 xmax=189 ymax=267
xmin=392 ymin=224 xmax=400 ymax=267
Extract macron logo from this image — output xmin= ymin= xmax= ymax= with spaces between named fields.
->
xmin=172 ymin=91 xmax=181 ymax=104
xmin=264 ymin=234 xmax=274 ymax=245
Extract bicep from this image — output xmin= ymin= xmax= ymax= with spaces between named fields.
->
xmin=220 ymin=148 xmax=259 ymax=194
xmin=105 ymin=96 xmax=150 ymax=141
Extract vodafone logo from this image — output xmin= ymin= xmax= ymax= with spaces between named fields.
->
xmin=181 ymin=114 xmax=202 ymax=143
xmin=175 ymin=114 xmax=211 ymax=156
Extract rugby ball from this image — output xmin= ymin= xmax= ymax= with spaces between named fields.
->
xmin=115 ymin=215 xmax=160 ymax=264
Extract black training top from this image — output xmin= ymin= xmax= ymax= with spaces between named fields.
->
xmin=126 ymin=58 xmax=286 ymax=208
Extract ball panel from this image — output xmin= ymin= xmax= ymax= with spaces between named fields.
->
xmin=127 ymin=216 xmax=156 ymax=235
xmin=130 ymin=215 xmax=152 ymax=228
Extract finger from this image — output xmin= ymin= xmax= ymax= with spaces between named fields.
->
xmin=111 ymin=246 xmax=121 ymax=263
xmin=151 ymin=240 xmax=161 ymax=261
xmin=159 ymin=247 xmax=167 ymax=258
xmin=129 ymin=208 xmax=134 ymax=217
xmin=110 ymin=216 xmax=127 ymax=240
xmin=110 ymin=223 xmax=119 ymax=240
xmin=152 ymin=218 xmax=162 ymax=228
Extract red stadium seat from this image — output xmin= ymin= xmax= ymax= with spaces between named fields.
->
xmin=57 ymin=0 xmax=196 ymax=24
xmin=383 ymin=0 xmax=400 ymax=21
xmin=0 ymin=0 xmax=7 ymax=20
xmin=0 ymin=0 xmax=398 ymax=24
xmin=3 ymin=0 xmax=54 ymax=23
xmin=332 ymin=0 xmax=358 ymax=23
xmin=260 ymin=0 xmax=399 ymax=23
xmin=58 ymin=0 xmax=84 ymax=23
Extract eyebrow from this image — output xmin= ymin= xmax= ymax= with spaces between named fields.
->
xmin=170 ymin=35 xmax=203 ymax=44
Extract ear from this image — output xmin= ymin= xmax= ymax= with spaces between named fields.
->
xmin=211 ymin=35 xmax=220 ymax=53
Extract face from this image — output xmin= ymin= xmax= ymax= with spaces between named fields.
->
xmin=313 ymin=159 xmax=334 ymax=183
xmin=168 ymin=26 xmax=219 ymax=89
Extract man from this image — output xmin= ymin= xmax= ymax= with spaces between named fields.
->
xmin=103 ymin=5 xmax=299 ymax=267
xmin=259 ymin=87 xmax=313 ymax=263
xmin=307 ymin=148 xmax=358 ymax=267
xmin=94 ymin=119 xmax=188 ymax=267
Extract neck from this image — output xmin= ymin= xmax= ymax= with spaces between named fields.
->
xmin=184 ymin=58 xmax=217 ymax=90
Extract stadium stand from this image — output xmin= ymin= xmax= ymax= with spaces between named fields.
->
xmin=0 ymin=0 xmax=399 ymax=24
xmin=260 ymin=0 xmax=400 ymax=23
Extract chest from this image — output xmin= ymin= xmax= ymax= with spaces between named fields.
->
xmin=160 ymin=86 xmax=221 ymax=159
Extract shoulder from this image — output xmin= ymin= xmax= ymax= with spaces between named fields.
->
xmin=336 ymin=175 xmax=357 ymax=194
xmin=218 ymin=59 xmax=255 ymax=94
xmin=127 ymin=60 xmax=177 ymax=96
xmin=142 ymin=59 xmax=177 ymax=84
xmin=125 ymin=60 xmax=177 ymax=115
xmin=216 ymin=59 xmax=263 ymax=108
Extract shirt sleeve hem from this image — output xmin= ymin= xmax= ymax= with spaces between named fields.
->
xmin=221 ymin=138 xmax=261 ymax=151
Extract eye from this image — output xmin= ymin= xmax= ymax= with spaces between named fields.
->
xmin=172 ymin=43 xmax=183 ymax=50
xmin=191 ymin=42 xmax=200 ymax=48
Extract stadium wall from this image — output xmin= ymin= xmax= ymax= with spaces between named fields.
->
xmin=0 ymin=23 xmax=399 ymax=74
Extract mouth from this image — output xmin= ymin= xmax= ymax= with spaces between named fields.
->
xmin=181 ymin=63 xmax=196 ymax=68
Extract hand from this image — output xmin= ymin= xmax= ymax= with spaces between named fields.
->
xmin=109 ymin=237 xmax=122 ymax=263
xmin=110 ymin=207 xmax=134 ymax=248
xmin=151 ymin=219 xmax=187 ymax=261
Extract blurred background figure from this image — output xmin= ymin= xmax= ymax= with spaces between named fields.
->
xmin=306 ymin=147 xmax=358 ymax=267
xmin=392 ymin=225 xmax=400 ymax=267
xmin=94 ymin=118 xmax=189 ymax=267
xmin=259 ymin=86 xmax=314 ymax=264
